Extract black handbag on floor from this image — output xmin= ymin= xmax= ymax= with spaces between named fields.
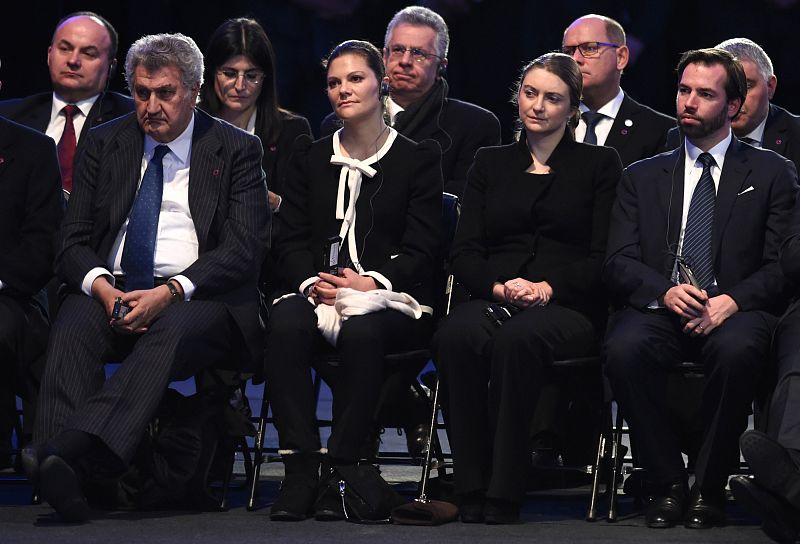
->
xmin=329 ymin=463 xmax=406 ymax=523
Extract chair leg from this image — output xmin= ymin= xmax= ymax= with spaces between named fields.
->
xmin=587 ymin=433 xmax=606 ymax=521
xmin=607 ymin=404 xmax=624 ymax=522
xmin=247 ymin=385 xmax=269 ymax=511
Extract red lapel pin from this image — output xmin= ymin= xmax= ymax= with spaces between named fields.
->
xmin=269 ymin=145 xmax=277 ymax=152
xmin=212 ymin=168 xmax=220 ymax=176
xmin=776 ymin=139 xmax=783 ymax=145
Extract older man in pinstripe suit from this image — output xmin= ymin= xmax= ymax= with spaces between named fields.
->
xmin=22 ymin=33 xmax=269 ymax=522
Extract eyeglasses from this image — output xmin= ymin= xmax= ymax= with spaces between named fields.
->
xmin=561 ymin=41 xmax=620 ymax=58
xmin=217 ymin=68 xmax=264 ymax=86
xmin=386 ymin=45 xmax=441 ymax=63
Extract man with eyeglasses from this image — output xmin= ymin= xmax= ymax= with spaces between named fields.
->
xmin=0 ymin=12 xmax=133 ymax=194
xmin=562 ymin=14 xmax=674 ymax=166
xmin=321 ymin=5 xmax=500 ymax=198
xmin=21 ymin=33 xmax=269 ymax=522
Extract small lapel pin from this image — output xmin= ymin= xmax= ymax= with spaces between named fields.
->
xmin=776 ymin=138 xmax=783 ymax=145
xmin=269 ymin=145 xmax=277 ymax=152
xmin=212 ymin=168 xmax=220 ymax=176
xmin=621 ymin=129 xmax=629 ymax=135
xmin=624 ymin=119 xmax=633 ymax=127
xmin=0 ymin=157 xmax=4 ymax=165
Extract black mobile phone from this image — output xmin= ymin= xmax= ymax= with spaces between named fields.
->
xmin=676 ymin=257 xmax=701 ymax=289
xmin=484 ymin=302 xmax=518 ymax=327
xmin=112 ymin=297 xmax=131 ymax=320
xmin=323 ymin=235 xmax=342 ymax=276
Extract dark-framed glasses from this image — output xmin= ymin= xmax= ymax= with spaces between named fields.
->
xmin=386 ymin=45 xmax=441 ymax=63
xmin=561 ymin=41 xmax=620 ymax=58
xmin=217 ymin=68 xmax=264 ymax=86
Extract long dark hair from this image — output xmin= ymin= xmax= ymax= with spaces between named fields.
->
xmin=199 ymin=17 xmax=283 ymax=145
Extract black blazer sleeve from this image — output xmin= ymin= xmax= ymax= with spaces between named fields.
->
xmin=445 ymin=106 xmax=501 ymax=197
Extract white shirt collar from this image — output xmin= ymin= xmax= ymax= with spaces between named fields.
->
xmin=143 ymin=112 xmax=195 ymax=166
xmin=245 ymin=109 xmax=257 ymax=135
xmin=579 ymin=88 xmax=625 ymax=119
xmin=51 ymin=92 xmax=100 ymax=119
xmin=742 ymin=113 xmax=768 ymax=146
xmin=385 ymin=96 xmax=405 ymax=125
xmin=685 ymin=129 xmax=732 ymax=172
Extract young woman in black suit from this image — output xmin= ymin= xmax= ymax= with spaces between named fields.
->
xmin=264 ymin=40 xmax=442 ymax=521
xmin=432 ymin=52 xmax=623 ymax=523
xmin=199 ymin=17 xmax=311 ymax=212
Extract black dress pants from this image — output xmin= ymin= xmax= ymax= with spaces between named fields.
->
xmin=263 ymin=295 xmax=432 ymax=462
xmin=431 ymin=299 xmax=596 ymax=503
xmin=35 ymin=293 xmax=238 ymax=463
xmin=604 ymin=307 xmax=775 ymax=491
xmin=769 ymin=302 xmax=800 ymax=451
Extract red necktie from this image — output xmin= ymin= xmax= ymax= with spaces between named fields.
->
xmin=57 ymin=104 xmax=78 ymax=193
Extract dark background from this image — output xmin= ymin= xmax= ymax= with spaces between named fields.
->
xmin=2 ymin=0 xmax=798 ymax=142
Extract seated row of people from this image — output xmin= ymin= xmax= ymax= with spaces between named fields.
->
xmin=2 ymin=8 xmax=800 ymax=540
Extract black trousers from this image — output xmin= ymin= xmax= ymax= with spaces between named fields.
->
xmin=604 ymin=307 xmax=775 ymax=491
xmin=35 ymin=293 xmax=237 ymax=463
xmin=769 ymin=302 xmax=800 ymax=451
xmin=431 ymin=299 xmax=596 ymax=503
xmin=263 ymin=295 xmax=432 ymax=462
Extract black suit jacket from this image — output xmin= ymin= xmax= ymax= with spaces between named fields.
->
xmin=59 ymin=109 xmax=270 ymax=362
xmin=599 ymin=94 xmax=675 ymax=167
xmin=320 ymin=81 xmax=500 ymax=197
xmin=259 ymin=111 xmax=312 ymax=198
xmin=0 ymin=116 xmax=63 ymax=297
xmin=604 ymin=137 xmax=799 ymax=315
xmin=451 ymin=130 xmax=622 ymax=322
xmin=0 ymin=91 xmax=134 ymax=157
xmin=276 ymin=132 xmax=442 ymax=308
xmin=666 ymin=104 xmax=800 ymax=168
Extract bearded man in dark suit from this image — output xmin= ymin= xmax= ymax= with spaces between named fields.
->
xmin=22 ymin=32 xmax=269 ymax=523
xmin=603 ymin=48 xmax=798 ymax=530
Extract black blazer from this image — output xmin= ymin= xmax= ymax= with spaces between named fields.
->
xmin=604 ymin=137 xmax=799 ymax=315
xmin=0 ymin=91 xmax=134 ymax=154
xmin=601 ymin=94 xmax=675 ymax=167
xmin=451 ymin=129 xmax=623 ymax=322
xmin=276 ymin=132 xmax=443 ymax=308
xmin=0 ymin=116 xmax=63 ymax=297
xmin=321 ymin=81 xmax=500 ymax=197
xmin=59 ymin=110 xmax=270 ymax=363
xmin=259 ymin=111 xmax=312 ymax=198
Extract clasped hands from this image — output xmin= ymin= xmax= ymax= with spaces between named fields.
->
xmin=662 ymin=283 xmax=738 ymax=337
xmin=310 ymin=268 xmax=378 ymax=306
xmin=492 ymin=277 xmax=553 ymax=308
xmin=92 ymin=277 xmax=180 ymax=334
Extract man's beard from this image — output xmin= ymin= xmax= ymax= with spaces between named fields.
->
xmin=678 ymin=103 xmax=729 ymax=140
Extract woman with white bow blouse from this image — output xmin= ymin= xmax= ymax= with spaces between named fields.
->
xmin=263 ymin=39 xmax=442 ymax=522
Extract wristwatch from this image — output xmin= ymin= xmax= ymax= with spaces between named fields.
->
xmin=166 ymin=280 xmax=182 ymax=302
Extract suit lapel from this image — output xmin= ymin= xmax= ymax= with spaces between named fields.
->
xmin=604 ymin=96 xmax=637 ymax=159
xmin=764 ymin=104 xmax=789 ymax=156
xmin=108 ymin=122 xmax=144 ymax=234
xmin=188 ymin=112 xmax=222 ymax=251
xmin=713 ymin=139 xmax=750 ymax=260
xmin=660 ymin=147 xmax=684 ymax=260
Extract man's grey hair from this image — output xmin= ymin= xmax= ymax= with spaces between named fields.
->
xmin=125 ymin=33 xmax=204 ymax=92
xmin=716 ymin=38 xmax=774 ymax=82
xmin=384 ymin=6 xmax=449 ymax=58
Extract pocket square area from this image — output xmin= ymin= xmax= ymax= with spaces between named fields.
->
xmin=737 ymin=186 xmax=755 ymax=196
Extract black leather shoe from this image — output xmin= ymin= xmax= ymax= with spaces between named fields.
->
xmin=731 ymin=476 xmax=800 ymax=544
xmin=270 ymin=473 xmax=319 ymax=521
xmin=404 ymin=423 xmax=430 ymax=459
xmin=39 ymin=455 xmax=89 ymax=523
xmin=645 ymin=481 xmax=688 ymax=528
xmin=20 ymin=445 xmax=44 ymax=483
xmin=684 ymin=486 xmax=726 ymax=529
xmin=458 ymin=491 xmax=485 ymax=523
xmin=314 ymin=476 xmax=345 ymax=521
xmin=484 ymin=498 xmax=520 ymax=525
xmin=740 ymin=430 xmax=800 ymax=511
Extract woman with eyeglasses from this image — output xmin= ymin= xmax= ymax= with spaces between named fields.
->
xmin=199 ymin=17 xmax=311 ymax=212
xmin=431 ymin=53 xmax=623 ymax=524
xmin=264 ymin=40 xmax=442 ymax=522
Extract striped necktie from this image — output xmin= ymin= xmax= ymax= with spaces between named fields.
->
xmin=681 ymin=152 xmax=717 ymax=290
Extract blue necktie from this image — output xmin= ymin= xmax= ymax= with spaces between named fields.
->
xmin=121 ymin=145 xmax=169 ymax=291
xmin=582 ymin=111 xmax=605 ymax=145
xmin=681 ymin=152 xmax=717 ymax=290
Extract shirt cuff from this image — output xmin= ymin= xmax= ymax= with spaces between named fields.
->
xmin=83 ymin=268 xmax=114 ymax=296
xmin=171 ymin=275 xmax=195 ymax=301
xmin=273 ymin=194 xmax=282 ymax=213
xmin=363 ymin=270 xmax=392 ymax=292
xmin=299 ymin=276 xmax=317 ymax=297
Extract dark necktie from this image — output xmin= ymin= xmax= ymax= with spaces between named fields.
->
xmin=121 ymin=145 xmax=170 ymax=291
xmin=681 ymin=152 xmax=717 ymax=290
xmin=57 ymin=104 xmax=78 ymax=193
xmin=582 ymin=111 xmax=605 ymax=145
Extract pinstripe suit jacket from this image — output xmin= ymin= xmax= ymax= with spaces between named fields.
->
xmin=57 ymin=109 xmax=270 ymax=364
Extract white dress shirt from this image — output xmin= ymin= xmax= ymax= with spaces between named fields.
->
xmin=81 ymin=114 xmax=199 ymax=299
xmin=576 ymin=88 xmax=625 ymax=146
xmin=741 ymin=114 xmax=768 ymax=148
xmin=46 ymin=93 xmax=99 ymax=144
